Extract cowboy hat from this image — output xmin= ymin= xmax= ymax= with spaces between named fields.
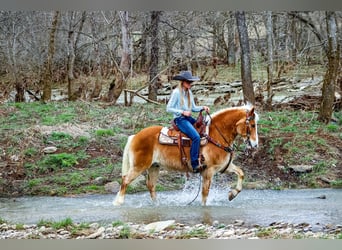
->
xmin=172 ymin=71 xmax=200 ymax=82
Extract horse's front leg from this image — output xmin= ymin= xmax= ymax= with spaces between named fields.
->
xmin=227 ymin=162 xmax=244 ymax=201
xmin=201 ymin=170 xmax=215 ymax=205
xmin=146 ymin=164 xmax=160 ymax=201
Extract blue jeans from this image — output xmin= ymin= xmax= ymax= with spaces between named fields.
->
xmin=174 ymin=116 xmax=200 ymax=169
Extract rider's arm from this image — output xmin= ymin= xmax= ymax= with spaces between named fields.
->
xmin=166 ymin=88 xmax=183 ymax=117
xmin=190 ymin=90 xmax=204 ymax=112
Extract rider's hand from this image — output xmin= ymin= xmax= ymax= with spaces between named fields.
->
xmin=182 ymin=111 xmax=192 ymax=117
xmin=203 ymin=106 xmax=210 ymax=112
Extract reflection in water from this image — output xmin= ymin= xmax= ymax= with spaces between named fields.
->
xmin=201 ymin=207 xmax=214 ymax=225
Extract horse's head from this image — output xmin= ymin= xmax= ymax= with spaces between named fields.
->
xmin=236 ymin=107 xmax=259 ymax=149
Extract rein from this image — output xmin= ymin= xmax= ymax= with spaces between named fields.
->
xmin=204 ymin=111 xmax=234 ymax=174
xmin=187 ymin=109 xmax=254 ymax=205
xmin=204 ymin=109 xmax=254 ymax=174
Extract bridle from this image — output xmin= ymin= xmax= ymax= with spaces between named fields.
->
xmin=204 ymin=109 xmax=255 ymax=174
xmin=244 ymin=111 xmax=256 ymax=149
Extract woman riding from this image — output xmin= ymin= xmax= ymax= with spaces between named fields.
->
xmin=166 ymin=71 xmax=210 ymax=173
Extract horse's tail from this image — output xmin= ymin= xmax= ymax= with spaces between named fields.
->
xmin=121 ymin=135 xmax=134 ymax=176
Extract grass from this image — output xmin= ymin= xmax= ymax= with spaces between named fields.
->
xmin=256 ymin=227 xmax=276 ymax=238
xmin=36 ymin=217 xmax=90 ymax=236
xmin=177 ymin=228 xmax=208 ymax=239
xmin=0 ymin=99 xmax=341 ymax=197
xmin=95 ymin=129 xmax=115 ymax=137
xmin=114 ymin=224 xmax=131 ymax=239
xmin=259 ymin=110 xmax=341 ymax=166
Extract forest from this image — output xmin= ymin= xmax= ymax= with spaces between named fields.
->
xmin=0 ymin=10 xmax=342 ymax=198
xmin=0 ymin=11 xmax=341 ymax=121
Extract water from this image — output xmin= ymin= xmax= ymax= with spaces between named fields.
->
xmin=1 ymin=188 xmax=341 ymax=226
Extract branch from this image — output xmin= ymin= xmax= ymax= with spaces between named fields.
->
xmin=124 ymin=89 xmax=160 ymax=105
xmin=288 ymin=12 xmax=327 ymax=54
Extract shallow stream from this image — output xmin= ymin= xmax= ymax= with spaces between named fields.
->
xmin=1 ymin=186 xmax=341 ymax=226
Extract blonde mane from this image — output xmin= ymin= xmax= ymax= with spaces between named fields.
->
xmin=211 ymin=103 xmax=257 ymax=119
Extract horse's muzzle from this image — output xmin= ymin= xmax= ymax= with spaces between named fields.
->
xmin=245 ymin=139 xmax=258 ymax=149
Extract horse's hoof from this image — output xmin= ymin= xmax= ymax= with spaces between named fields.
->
xmin=113 ymin=195 xmax=124 ymax=206
xmin=112 ymin=200 xmax=121 ymax=206
xmin=228 ymin=189 xmax=239 ymax=201
xmin=228 ymin=191 xmax=235 ymax=201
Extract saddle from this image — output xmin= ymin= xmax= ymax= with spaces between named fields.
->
xmin=158 ymin=110 xmax=208 ymax=169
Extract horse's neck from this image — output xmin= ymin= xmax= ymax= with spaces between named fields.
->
xmin=209 ymin=110 xmax=242 ymax=144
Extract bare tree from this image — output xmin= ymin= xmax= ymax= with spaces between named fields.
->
xmin=235 ymin=11 xmax=255 ymax=105
xmin=148 ymin=11 xmax=162 ymax=101
xmin=66 ymin=11 xmax=86 ymax=100
xmin=42 ymin=11 xmax=60 ymax=102
xmin=226 ymin=11 xmax=236 ymax=67
xmin=318 ymin=11 xmax=340 ymax=123
xmin=289 ymin=11 xmax=340 ymax=122
xmin=265 ymin=11 xmax=274 ymax=109
xmin=107 ymin=11 xmax=131 ymax=104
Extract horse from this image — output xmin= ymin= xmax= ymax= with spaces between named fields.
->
xmin=113 ymin=104 xmax=259 ymax=206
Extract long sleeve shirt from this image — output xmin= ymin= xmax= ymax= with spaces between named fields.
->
xmin=166 ymin=87 xmax=203 ymax=118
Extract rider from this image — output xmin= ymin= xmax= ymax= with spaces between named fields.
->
xmin=166 ymin=70 xmax=210 ymax=173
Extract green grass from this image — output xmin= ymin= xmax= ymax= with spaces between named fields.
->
xmin=256 ymin=227 xmax=276 ymax=238
xmin=1 ymin=100 xmax=341 ymax=197
xmin=0 ymin=217 xmax=7 ymax=224
xmin=40 ymin=153 xmax=78 ymax=169
xmin=112 ymin=221 xmax=125 ymax=227
xmin=52 ymin=217 xmax=73 ymax=229
xmin=118 ymin=225 xmax=131 ymax=239
xmin=95 ymin=129 xmax=115 ymax=137
xmin=178 ymin=228 xmax=208 ymax=239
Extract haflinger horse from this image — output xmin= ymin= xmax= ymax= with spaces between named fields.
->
xmin=113 ymin=104 xmax=259 ymax=206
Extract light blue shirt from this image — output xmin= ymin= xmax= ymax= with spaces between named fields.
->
xmin=166 ymin=87 xmax=203 ymax=118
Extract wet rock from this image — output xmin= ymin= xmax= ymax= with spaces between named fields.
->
xmin=145 ymin=220 xmax=175 ymax=232
xmin=86 ymin=227 xmax=105 ymax=239
xmin=0 ymin=221 xmax=341 ymax=239
xmin=89 ymin=222 xmax=99 ymax=229
xmin=234 ymin=220 xmax=244 ymax=226
xmin=212 ymin=220 xmax=219 ymax=227
xmin=311 ymin=224 xmax=324 ymax=233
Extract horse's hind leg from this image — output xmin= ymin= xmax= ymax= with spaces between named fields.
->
xmin=227 ymin=162 xmax=244 ymax=201
xmin=146 ymin=163 xmax=160 ymax=201
xmin=113 ymin=168 xmax=145 ymax=206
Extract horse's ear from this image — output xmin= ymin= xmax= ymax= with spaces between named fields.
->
xmin=249 ymin=107 xmax=255 ymax=116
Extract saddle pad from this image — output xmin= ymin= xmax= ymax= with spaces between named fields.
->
xmin=159 ymin=127 xmax=208 ymax=146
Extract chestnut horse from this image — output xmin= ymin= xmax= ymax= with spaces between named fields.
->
xmin=113 ymin=104 xmax=259 ymax=206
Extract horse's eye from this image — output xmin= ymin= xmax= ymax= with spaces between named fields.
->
xmin=251 ymin=125 xmax=255 ymax=128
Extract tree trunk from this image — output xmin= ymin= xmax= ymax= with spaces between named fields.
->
xmin=15 ymin=79 xmax=25 ymax=102
xmin=67 ymin=11 xmax=86 ymax=101
xmin=107 ymin=11 xmax=131 ymax=104
xmin=139 ymin=19 xmax=148 ymax=72
xmin=148 ymin=11 xmax=161 ymax=101
xmin=227 ymin=12 xmax=236 ymax=67
xmin=235 ymin=11 xmax=255 ymax=105
xmin=42 ymin=11 xmax=60 ymax=102
xmin=318 ymin=12 xmax=340 ymax=123
xmin=265 ymin=11 xmax=274 ymax=110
